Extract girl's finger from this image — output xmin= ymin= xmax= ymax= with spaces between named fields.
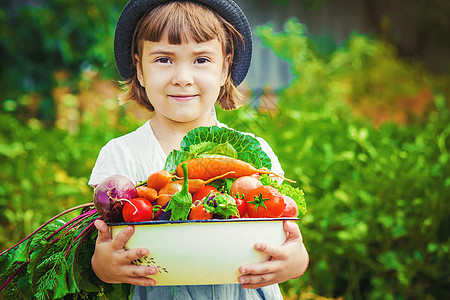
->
xmin=239 ymin=259 xmax=282 ymax=276
xmin=111 ymin=226 xmax=134 ymax=251
xmin=122 ymin=264 xmax=157 ymax=279
xmin=94 ymin=219 xmax=111 ymax=244
xmin=240 ymin=281 xmax=276 ymax=290
xmin=238 ymin=272 xmax=277 ymax=288
xmin=253 ymin=242 xmax=287 ymax=260
xmin=120 ymin=247 xmax=150 ymax=264
xmin=125 ymin=275 xmax=157 ymax=287
xmin=283 ymin=221 xmax=302 ymax=243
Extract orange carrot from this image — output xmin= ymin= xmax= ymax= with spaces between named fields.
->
xmin=136 ymin=186 xmax=158 ymax=202
xmin=175 ymin=157 xmax=295 ymax=183
xmin=157 ymin=182 xmax=182 ymax=207
xmin=147 ymin=170 xmax=178 ymax=191
xmin=174 ymin=171 xmax=235 ymax=193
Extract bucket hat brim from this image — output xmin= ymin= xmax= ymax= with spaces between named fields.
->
xmin=114 ymin=0 xmax=252 ymax=86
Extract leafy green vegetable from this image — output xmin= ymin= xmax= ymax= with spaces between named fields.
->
xmin=0 ymin=205 xmax=132 ymax=300
xmin=259 ymin=174 xmax=307 ymax=216
xmin=201 ymin=142 xmax=238 ymax=158
xmin=164 ymin=163 xmax=192 ymax=221
xmin=163 ymin=151 xmax=196 ymax=174
xmin=203 ymin=193 xmax=239 ymax=219
xmin=0 ymin=240 xmax=33 ymax=297
xmin=207 ymin=178 xmax=235 ymax=194
xmin=188 ymin=141 xmax=216 ymax=154
xmin=164 ymin=126 xmax=272 ymax=172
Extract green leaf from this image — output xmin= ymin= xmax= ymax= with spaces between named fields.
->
xmin=164 ymin=163 xmax=192 ymax=220
xmin=103 ymin=283 xmax=132 ymax=300
xmin=202 ymin=193 xmax=239 ymax=219
xmin=3 ymin=210 xmax=107 ymax=299
xmin=164 ymin=150 xmax=196 ymax=173
xmin=0 ymin=240 xmax=32 ymax=295
xmin=199 ymin=142 xmax=238 ymax=158
xmin=207 ymin=178 xmax=235 ymax=194
xmin=189 ymin=141 xmax=216 ymax=154
xmin=32 ymin=252 xmax=70 ymax=299
xmin=70 ymin=230 xmax=102 ymax=293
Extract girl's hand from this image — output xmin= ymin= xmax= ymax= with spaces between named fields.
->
xmin=91 ymin=220 xmax=157 ymax=286
xmin=238 ymin=221 xmax=309 ymax=289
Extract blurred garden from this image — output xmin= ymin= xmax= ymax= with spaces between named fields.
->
xmin=1 ymin=0 xmax=449 ymax=299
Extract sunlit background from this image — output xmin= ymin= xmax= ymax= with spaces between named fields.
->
xmin=1 ymin=0 xmax=449 ymax=299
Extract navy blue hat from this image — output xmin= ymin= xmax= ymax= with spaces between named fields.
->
xmin=114 ymin=0 xmax=252 ymax=86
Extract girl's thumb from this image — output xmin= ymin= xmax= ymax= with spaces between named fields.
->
xmin=94 ymin=219 xmax=111 ymax=243
xmin=283 ymin=220 xmax=302 ymax=243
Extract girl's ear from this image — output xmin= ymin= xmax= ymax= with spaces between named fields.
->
xmin=135 ymin=54 xmax=145 ymax=87
xmin=220 ymin=54 xmax=231 ymax=87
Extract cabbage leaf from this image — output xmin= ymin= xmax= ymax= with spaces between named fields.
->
xmin=164 ymin=126 xmax=272 ymax=172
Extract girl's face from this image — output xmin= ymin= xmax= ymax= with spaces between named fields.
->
xmin=136 ymin=36 xmax=229 ymax=125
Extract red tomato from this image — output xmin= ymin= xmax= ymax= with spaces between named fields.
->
xmin=282 ymin=195 xmax=298 ymax=217
xmin=234 ymin=197 xmax=246 ymax=217
xmin=122 ymin=198 xmax=153 ymax=222
xmin=189 ymin=202 xmax=213 ymax=220
xmin=136 ymin=186 xmax=158 ymax=203
xmin=245 ymin=186 xmax=284 ymax=218
xmin=191 ymin=185 xmax=218 ymax=203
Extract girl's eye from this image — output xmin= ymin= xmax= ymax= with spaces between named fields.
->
xmin=195 ymin=57 xmax=210 ymax=64
xmin=155 ymin=57 xmax=171 ymax=64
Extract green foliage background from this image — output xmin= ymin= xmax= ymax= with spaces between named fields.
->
xmin=217 ymin=20 xmax=450 ymax=299
xmin=1 ymin=2 xmax=449 ymax=299
xmin=0 ymin=0 xmax=122 ymax=121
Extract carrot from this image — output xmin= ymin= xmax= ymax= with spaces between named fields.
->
xmin=157 ymin=182 xmax=182 ymax=207
xmin=175 ymin=157 xmax=295 ymax=183
xmin=136 ymin=186 xmax=158 ymax=202
xmin=174 ymin=171 xmax=235 ymax=193
xmin=146 ymin=170 xmax=178 ymax=191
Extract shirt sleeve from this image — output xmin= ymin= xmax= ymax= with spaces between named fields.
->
xmin=88 ymin=139 xmax=138 ymax=187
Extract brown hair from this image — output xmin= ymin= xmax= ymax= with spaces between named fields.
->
xmin=120 ymin=1 xmax=244 ymax=111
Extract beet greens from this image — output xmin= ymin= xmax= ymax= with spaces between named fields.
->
xmin=0 ymin=203 xmax=130 ymax=299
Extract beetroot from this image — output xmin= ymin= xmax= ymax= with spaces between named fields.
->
xmin=93 ymin=174 xmax=138 ymax=222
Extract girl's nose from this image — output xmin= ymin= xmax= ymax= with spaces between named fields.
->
xmin=172 ymin=65 xmax=194 ymax=87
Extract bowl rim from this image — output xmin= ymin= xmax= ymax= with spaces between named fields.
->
xmin=108 ymin=217 xmax=299 ymax=227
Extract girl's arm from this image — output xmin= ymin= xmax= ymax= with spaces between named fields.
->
xmin=238 ymin=221 xmax=309 ymax=289
xmin=91 ymin=220 xmax=158 ymax=286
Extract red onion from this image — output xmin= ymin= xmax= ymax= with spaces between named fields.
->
xmin=93 ymin=174 xmax=138 ymax=222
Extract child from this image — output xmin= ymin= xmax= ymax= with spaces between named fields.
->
xmin=89 ymin=0 xmax=309 ymax=298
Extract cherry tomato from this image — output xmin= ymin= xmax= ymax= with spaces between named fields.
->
xmin=245 ymin=186 xmax=284 ymax=218
xmin=122 ymin=198 xmax=153 ymax=222
xmin=191 ymin=185 xmax=218 ymax=203
xmin=189 ymin=202 xmax=213 ymax=220
xmin=136 ymin=186 xmax=158 ymax=203
xmin=282 ymin=195 xmax=298 ymax=217
xmin=234 ymin=197 xmax=246 ymax=217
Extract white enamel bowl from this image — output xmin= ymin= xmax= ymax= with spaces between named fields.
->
xmin=109 ymin=218 xmax=296 ymax=286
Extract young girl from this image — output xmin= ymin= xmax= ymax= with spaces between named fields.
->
xmin=89 ymin=0 xmax=308 ymax=298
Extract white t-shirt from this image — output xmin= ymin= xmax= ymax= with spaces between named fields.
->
xmin=88 ymin=119 xmax=285 ymax=299
xmin=89 ymin=120 xmax=283 ymax=186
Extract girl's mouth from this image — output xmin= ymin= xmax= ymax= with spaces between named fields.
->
xmin=169 ymin=94 xmax=198 ymax=101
